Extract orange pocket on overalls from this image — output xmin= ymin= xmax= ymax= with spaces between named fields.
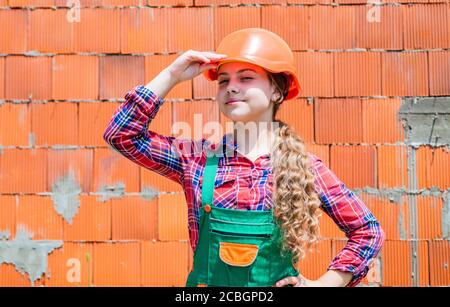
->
xmin=219 ymin=242 xmax=259 ymax=267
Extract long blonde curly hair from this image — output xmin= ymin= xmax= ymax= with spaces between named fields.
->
xmin=267 ymin=72 xmax=322 ymax=265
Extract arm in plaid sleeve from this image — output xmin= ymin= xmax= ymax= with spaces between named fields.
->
xmin=103 ymin=85 xmax=195 ymax=185
xmin=310 ymin=154 xmax=386 ymax=287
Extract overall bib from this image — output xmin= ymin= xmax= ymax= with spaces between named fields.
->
xmin=186 ymin=154 xmax=299 ymax=287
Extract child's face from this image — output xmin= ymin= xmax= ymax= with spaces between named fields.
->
xmin=216 ymin=62 xmax=278 ymax=124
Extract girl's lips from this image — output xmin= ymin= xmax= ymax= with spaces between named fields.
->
xmin=225 ymin=100 xmax=243 ymax=105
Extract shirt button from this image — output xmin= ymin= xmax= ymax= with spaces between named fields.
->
xmin=204 ymin=204 xmax=211 ymax=213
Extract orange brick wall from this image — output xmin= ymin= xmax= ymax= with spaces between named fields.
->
xmin=0 ymin=1 xmax=449 ymax=287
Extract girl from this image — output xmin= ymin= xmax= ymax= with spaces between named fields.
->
xmin=103 ymin=28 xmax=385 ymax=287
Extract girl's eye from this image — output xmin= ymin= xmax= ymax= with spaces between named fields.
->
xmin=219 ymin=77 xmax=252 ymax=85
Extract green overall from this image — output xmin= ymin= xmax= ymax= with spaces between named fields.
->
xmin=186 ymin=154 xmax=299 ymax=287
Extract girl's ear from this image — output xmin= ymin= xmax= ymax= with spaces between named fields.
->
xmin=271 ymin=91 xmax=281 ymax=103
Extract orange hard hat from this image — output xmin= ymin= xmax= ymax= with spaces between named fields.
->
xmin=203 ymin=28 xmax=301 ymax=101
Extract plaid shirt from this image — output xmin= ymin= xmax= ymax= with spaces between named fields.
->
xmin=103 ymin=85 xmax=385 ymax=287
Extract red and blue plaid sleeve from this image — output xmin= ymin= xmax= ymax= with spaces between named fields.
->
xmin=310 ymin=154 xmax=386 ymax=287
xmin=103 ymin=85 xmax=191 ymax=185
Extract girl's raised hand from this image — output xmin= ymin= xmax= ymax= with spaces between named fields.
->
xmin=165 ymin=50 xmax=228 ymax=84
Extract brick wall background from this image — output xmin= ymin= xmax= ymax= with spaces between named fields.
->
xmin=0 ymin=0 xmax=449 ymax=286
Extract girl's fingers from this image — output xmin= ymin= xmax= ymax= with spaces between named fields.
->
xmin=187 ymin=54 xmax=210 ymax=63
xmin=274 ymin=276 xmax=299 ymax=287
xmin=199 ymin=51 xmax=228 ymax=58
xmin=191 ymin=51 xmax=227 ymax=62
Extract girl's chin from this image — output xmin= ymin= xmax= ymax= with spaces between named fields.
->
xmin=224 ymin=113 xmax=253 ymax=123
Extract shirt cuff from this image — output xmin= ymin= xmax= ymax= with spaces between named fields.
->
xmin=125 ymin=85 xmax=166 ymax=116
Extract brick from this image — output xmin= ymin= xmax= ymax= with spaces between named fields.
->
xmin=418 ymin=240 xmax=430 ymax=287
xmin=147 ymin=0 xmax=193 ymax=5
xmin=335 ymin=0 xmax=366 ymax=3
xmin=54 ymin=0 xmax=102 ymax=6
xmin=294 ymin=52 xmax=333 ymax=97
xmin=46 ymin=242 xmax=94 ymax=287
xmin=0 ymin=264 xmax=31 ymax=287
xmin=416 ymin=146 xmax=450 ymax=190
xmin=111 ymin=196 xmax=157 ymax=240
xmin=141 ymin=241 xmax=190 ymax=286
xmin=158 ymin=194 xmax=189 ymax=241
xmin=30 ymin=102 xmax=78 ymax=146
xmin=93 ymin=243 xmax=141 ymax=287
xmin=330 ymin=145 xmax=376 ymax=189
xmin=377 ymin=146 xmax=408 ymax=189
xmin=172 ymin=100 xmax=220 ymax=141
xmin=0 ymin=195 xmax=17 ymax=240
xmin=64 ymin=195 xmax=111 ymax=241
xmin=73 ymin=8 xmax=120 ymax=53
xmin=0 ymin=57 xmax=4 ymax=98
xmin=288 ymin=0 xmax=330 ymax=3
xmin=79 ymin=102 xmax=121 ymax=147
xmin=331 ymin=239 xmax=346 ymax=258
xmin=403 ymin=4 xmax=449 ymax=49
xmin=429 ymin=240 xmax=450 ymax=286
xmin=383 ymin=0 xmax=427 ymax=3
xmin=262 ymin=5 xmax=308 ymax=51
xmin=296 ymin=240 xmax=332 ymax=280
xmin=99 ymin=56 xmax=145 ymax=100
xmin=416 ymin=146 xmax=427 ymax=190
xmin=52 ymin=55 xmax=99 ymax=100
xmin=167 ymin=7 xmax=214 ymax=52
xmin=195 ymin=0 xmax=282 ymax=5
xmin=382 ymin=52 xmax=428 ymax=96
xmin=315 ymin=98 xmax=363 ymax=144
xmin=193 ymin=72 xmax=218 ymax=100
xmin=334 ymin=52 xmax=382 ymax=96
xmin=355 ymin=5 xmax=403 ymax=50
xmin=16 ymin=195 xmax=64 ymax=240
xmin=47 ymin=148 xmax=93 ymax=193
xmin=0 ymin=10 xmax=28 ymax=53
xmin=0 ymin=149 xmax=47 ymax=193
xmin=121 ymin=8 xmax=167 ymax=53
xmin=5 ymin=56 xmax=52 ymax=100
xmin=305 ymin=144 xmax=329 ymax=167
xmin=276 ymin=98 xmax=314 ymax=143
xmin=416 ymin=195 xmax=443 ymax=240
xmin=214 ymin=6 xmax=260 ymax=49
xmin=92 ymin=147 xmax=140 ymax=193
xmin=381 ymin=240 xmax=412 ymax=286
xmin=319 ymin=212 xmax=346 ymax=239
xmin=29 ymin=9 xmax=73 ymax=53
xmin=361 ymin=193 xmax=409 ymax=240
xmin=362 ymin=99 xmax=404 ymax=144
xmin=309 ymin=6 xmax=355 ymax=50
xmin=145 ymin=55 xmax=192 ymax=100
xmin=102 ymin=0 xmax=142 ymax=5
xmin=0 ymin=103 xmax=31 ymax=147
xmin=429 ymin=51 xmax=450 ymax=96
xmin=9 ymin=0 xmax=54 ymax=6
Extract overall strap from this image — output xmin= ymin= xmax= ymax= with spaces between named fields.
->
xmin=201 ymin=154 xmax=219 ymax=207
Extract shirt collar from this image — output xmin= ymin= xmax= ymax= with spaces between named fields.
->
xmin=206 ymin=133 xmax=271 ymax=161
xmin=205 ymin=133 xmax=238 ymax=158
